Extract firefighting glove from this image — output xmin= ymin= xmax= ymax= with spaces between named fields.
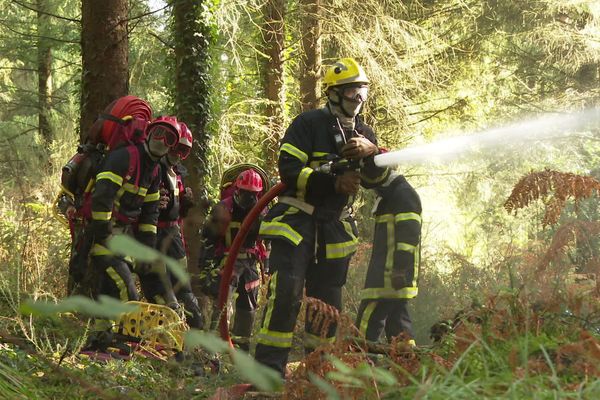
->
xmin=159 ymin=187 xmax=170 ymax=209
xmin=335 ymin=170 xmax=361 ymax=195
xmin=341 ymin=136 xmax=378 ymax=160
xmin=182 ymin=187 xmax=195 ymax=207
xmin=391 ymin=270 xmax=408 ymax=290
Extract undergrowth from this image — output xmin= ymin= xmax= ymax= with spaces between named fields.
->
xmin=2 ymin=169 xmax=600 ymax=398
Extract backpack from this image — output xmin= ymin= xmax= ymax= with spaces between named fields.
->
xmin=59 ymin=96 xmax=153 ymax=226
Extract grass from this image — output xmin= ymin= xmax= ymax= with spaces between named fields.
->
xmin=2 ymin=162 xmax=600 ymax=399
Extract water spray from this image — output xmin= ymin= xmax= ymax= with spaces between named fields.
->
xmin=374 ymin=108 xmax=600 ymax=168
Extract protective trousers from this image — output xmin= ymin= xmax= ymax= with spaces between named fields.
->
xmin=355 ymin=298 xmax=414 ymax=342
xmin=254 ymin=223 xmax=351 ymax=376
xmin=91 ymin=253 xmax=139 ymax=302
xmin=229 ymin=257 xmax=260 ymax=350
xmin=157 ymin=226 xmax=204 ymax=329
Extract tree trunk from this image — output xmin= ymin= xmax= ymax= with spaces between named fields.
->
xmin=261 ymin=0 xmax=286 ymax=174
xmin=80 ymin=0 xmax=129 ymax=141
xmin=172 ymin=0 xmax=214 ymax=281
xmin=37 ymin=0 xmax=53 ymax=144
xmin=299 ymin=0 xmax=322 ymax=112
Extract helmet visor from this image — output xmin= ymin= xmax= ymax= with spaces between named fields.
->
xmin=149 ymin=125 xmax=179 ymax=148
xmin=341 ymin=85 xmax=369 ymax=103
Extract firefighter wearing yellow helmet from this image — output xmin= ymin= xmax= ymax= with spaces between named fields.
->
xmin=255 ymin=58 xmax=390 ymax=376
xmin=323 ymin=57 xmax=370 ymax=120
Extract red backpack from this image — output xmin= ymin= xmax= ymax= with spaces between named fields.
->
xmin=59 ymin=96 xmax=154 ymax=233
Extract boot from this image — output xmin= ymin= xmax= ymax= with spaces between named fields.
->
xmin=231 ymin=309 xmax=255 ymax=352
xmin=181 ymin=292 xmax=204 ymax=330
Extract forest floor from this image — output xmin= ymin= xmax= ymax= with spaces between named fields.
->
xmin=2 ymin=278 xmax=600 ymax=400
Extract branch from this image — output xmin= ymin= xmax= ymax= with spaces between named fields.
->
xmin=0 ymin=20 xmax=79 ymax=44
xmin=148 ymin=31 xmax=173 ymax=49
xmin=11 ymin=0 xmax=80 ymax=23
xmin=126 ymin=3 xmax=171 ymax=22
xmin=0 ymin=127 xmax=37 ymax=144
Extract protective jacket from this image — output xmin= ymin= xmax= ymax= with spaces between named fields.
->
xmin=88 ymin=143 xmax=161 ymax=302
xmin=200 ymin=196 xmax=264 ymax=298
xmin=259 ymin=107 xmax=389 ymax=252
xmin=89 ymin=143 xmax=161 ymax=251
xmin=361 ymin=174 xmax=421 ymax=300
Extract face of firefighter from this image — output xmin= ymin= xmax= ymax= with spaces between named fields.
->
xmin=234 ymin=189 xmax=259 ymax=210
xmin=329 ymin=84 xmax=368 ymax=117
xmin=147 ymin=126 xmax=178 ymax=158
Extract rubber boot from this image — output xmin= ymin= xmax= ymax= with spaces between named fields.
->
xmin=181 ymin=292 xmax=204 ymax=330
xmin=231 ymin=309 xmax=255 ymax=352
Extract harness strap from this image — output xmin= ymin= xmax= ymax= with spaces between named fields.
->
xmin=125 ymin=145 xmax=143 ymax=187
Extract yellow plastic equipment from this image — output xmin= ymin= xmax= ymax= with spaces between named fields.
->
xmin=113 ymin=301 xmax=188 ymax=357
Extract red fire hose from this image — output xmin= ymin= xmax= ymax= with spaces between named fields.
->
xmin=217 ymin=182 xmax=287 ymax=346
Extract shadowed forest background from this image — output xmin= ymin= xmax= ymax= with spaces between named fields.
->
xmin=2 ymin=0 xmax=600 ymax=398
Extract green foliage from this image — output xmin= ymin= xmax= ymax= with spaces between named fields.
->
xmin=20 ymin=295 xmax=139 ymax=319
xmin=107 ymin=234 xmax=189 ymax=285
xmin=185 ymin=330 xmax=283 ymax=392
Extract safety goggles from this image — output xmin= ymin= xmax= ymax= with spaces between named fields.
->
xmin=148 ymin=126 xmax=179 ymax=148
xmin=340 ymin=85 xmax=369 ymax=102
xmin=170 ymin=143 xmax=191 ymax=160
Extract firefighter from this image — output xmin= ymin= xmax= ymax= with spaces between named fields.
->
xmin=88 ymin=116 xmax=182 ymax=307
xmin=355 ymin=171 xmax=421 ymax=346
xmin=255 ymin=58 xmax=390 ymax=376
xmin=199 ymin=169 xmax=268 ymax=350
xmin=148 ymin=122 xmax=204 ymax=329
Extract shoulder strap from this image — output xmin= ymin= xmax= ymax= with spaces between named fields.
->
xmin=222 ymin=196 xmax=234 ymax=214
xmin=125 ymin=145 xmax=141 ymax=187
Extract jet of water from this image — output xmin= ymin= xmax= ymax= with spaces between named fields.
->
xmin=374 ymin=108 xmax=600 ymax=168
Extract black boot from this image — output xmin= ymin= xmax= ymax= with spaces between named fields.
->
xmin=181 ymin=292 xmax=204 ymax=330
xmin=231 ymin=309 xmax=255 ymax=352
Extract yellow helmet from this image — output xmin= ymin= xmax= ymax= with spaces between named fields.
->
xmin=323 ymin=58 xmax=369 ymax=92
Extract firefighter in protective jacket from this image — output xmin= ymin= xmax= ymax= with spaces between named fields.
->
xmin=355 ymin=171 xmax=421 ymax=345
xmin=149 ymin=123 xmax=204 ymax=329
xmin=89 ymin=116 xmax=181 ymax=306
xmin=255 ymin=58 xmax=390 ymax=375
xmin=199 ymin=169 xmax=268 ymax=350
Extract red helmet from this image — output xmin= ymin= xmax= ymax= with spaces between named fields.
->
xmin=147 ymin=116 xmax=181 ymax=148
xmin=172 ymin=122 xmax=193 ymax=159
xmin=236 ymin=169 xmax=263 ymax=192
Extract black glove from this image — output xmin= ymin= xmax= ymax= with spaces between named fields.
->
xmin=335 ymin=170 xmax=361 ymax=195
xmin=391 ymin=271 xmax=408 ymax=290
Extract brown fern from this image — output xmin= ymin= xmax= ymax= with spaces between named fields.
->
xmin=535 ymin=220 xmax=600 ymax=273
xmin=505 ymin=169 xmax=600 ymax=225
